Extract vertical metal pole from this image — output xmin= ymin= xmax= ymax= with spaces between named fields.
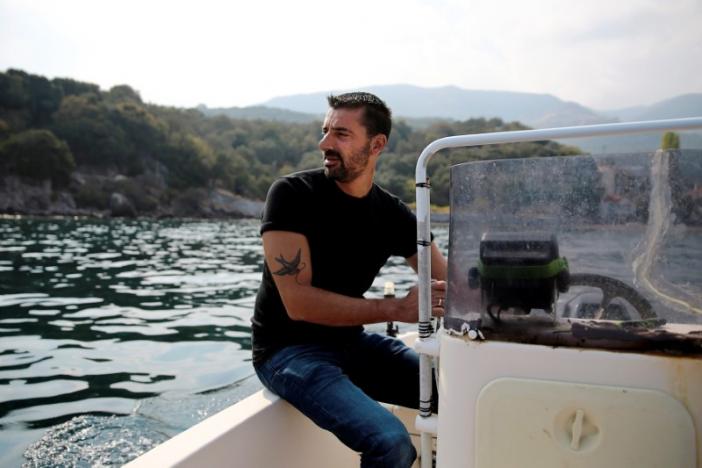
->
xmin=416 ymin=150 xmax=434 ymax=468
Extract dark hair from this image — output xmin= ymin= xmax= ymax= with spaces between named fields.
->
xmin=327 ymin=92 xmax=392 ymax=138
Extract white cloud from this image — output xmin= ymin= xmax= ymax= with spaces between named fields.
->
xmin=1 ymin=0 xmax=700 ymax=110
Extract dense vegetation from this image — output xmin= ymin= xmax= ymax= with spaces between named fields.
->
xmin=0 ymin=69 xmax=581 ymax=213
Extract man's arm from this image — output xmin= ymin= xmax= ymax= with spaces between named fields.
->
xmin=406 ymin=242 xmax=448 ymax=281
xmin=263 ymin=230 xmax=443 ymax=325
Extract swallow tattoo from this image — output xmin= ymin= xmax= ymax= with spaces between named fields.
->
xmin=273 ymin=248 xmax=306 ymax=280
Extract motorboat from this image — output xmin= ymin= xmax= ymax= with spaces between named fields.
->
xmin=127 ymin=117 xmax=702 ymax=468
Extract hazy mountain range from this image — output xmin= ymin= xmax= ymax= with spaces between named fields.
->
xmin=198 ymin=85 xmax=702 ymax=152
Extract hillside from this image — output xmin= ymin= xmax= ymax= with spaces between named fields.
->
xmin=196 ymin=104 xmax=319 ymax=124
xmin=0 ymin=69 xmax=582 ymax=218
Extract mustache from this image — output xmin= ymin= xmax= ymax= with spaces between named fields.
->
xmin=323 ymin=150 xmax=341 ymax=159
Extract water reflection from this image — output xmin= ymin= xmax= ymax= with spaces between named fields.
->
xmin=0 ymin=219 xmax=264 ymax=466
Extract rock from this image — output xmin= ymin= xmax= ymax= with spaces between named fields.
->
xmin=109 ymin=192 xmax=137 ymax=217
xmin=70 ymin=172 xmax=86 ymax=187
xmin=0 ymin=176 xmax=51 ymax=213
xmin=50 ymin=191 xmax=77 ymax=213
xmin=169 ymin=188 xmax=206 ymax=218
xmin=207 ymin=188 xmax=264 ymax=218
xmin=1 ymin=171 xmax=265 ymax=219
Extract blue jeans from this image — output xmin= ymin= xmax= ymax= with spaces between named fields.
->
xmin=254 ymin=332 xmax=421 ymax=468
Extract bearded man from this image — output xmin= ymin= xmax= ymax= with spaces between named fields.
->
xmin=252 ymin=92 xmax=447 ymax=468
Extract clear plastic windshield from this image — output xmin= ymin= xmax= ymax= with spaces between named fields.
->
xmin=445 ymin=149 xmax=702 ymax=342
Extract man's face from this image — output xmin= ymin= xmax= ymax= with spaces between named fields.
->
xmin=319 ymin=107 xmax=373 ymax=183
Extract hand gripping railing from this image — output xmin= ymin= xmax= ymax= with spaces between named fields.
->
xmin=413 ymin=116 xmax=702 ymax=468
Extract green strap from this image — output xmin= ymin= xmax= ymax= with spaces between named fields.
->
xmin=478 ymin=257 xmax=569 ymax=280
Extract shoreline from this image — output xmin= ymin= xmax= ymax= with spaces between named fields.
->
xmin=0 ymin=212 xmax=260 ymax=221
xmin=5 ymin=213 xmax=702 ymax=231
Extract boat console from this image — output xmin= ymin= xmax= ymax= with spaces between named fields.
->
xmin=414 ymin=118 xmax=702 ymax=468
xmin=467 ymin=231 xmax=569 ymax=319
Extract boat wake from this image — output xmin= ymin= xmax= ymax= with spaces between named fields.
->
xmin=22 ymin=374 xmax=262 ymax=467
xmin=633 ymin=149 xmax=702 ymax=317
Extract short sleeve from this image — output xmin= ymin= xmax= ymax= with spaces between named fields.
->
xmin=390 ymin=198 xmax=420 ymax=258
xmin=260 ymin=177 xmax=308 ymax=235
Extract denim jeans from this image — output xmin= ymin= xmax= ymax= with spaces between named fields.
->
xmin=254 ymin=332 xmax=421 ymax=468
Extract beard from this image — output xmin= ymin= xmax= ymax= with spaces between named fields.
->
xmin=323 ymin=142 xmax=371 ymax=183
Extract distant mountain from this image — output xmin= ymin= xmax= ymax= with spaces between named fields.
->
xmin=200 ymin=85 xmax=701 ymax=152
xmin=261 ymin=84 xmax=611 ymax=128
xmin=603 ymin=94 xmax=702 ymax=121
xmin=574 ymin=94 xmax=702 ymax=152
xmin=197 ymin=104 xmax=320 ymax=123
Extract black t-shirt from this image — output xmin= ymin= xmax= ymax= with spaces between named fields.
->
xmin=251 ymin=169 xmax=418 ymax=364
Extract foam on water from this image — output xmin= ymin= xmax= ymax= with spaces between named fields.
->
xmin=633 ymin=150 xmax=702 ymax=316
xmin=22 ymin=374 xmax=263 ymax=468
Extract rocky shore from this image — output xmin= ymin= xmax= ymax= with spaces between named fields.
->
xmin=0 ymin=172 xmax=264 ymax=219
xmin=0 ymin=172 xmax=449 ymax=222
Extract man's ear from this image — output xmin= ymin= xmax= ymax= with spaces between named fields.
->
xmin=370 ymin=134 xmax=387 ymax=156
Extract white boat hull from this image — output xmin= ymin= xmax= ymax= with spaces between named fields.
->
xmin=127 ymin=389 xmax=425 ymax=468
xmin=437 ymin=331 xmax=702 ymax=468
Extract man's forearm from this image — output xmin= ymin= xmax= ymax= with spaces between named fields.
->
xmin=262 ymin=230 xmax=444 ymax=326
xmin=282 ymin=284 xmax=402 ymax=326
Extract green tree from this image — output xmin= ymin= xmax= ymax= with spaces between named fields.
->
xmin=52 ymin=77 xmax=100 ymax=97
xmin=212 ymin=151 xmax=254 ymax=194
xmin=0 ymin=69 xmax=29 ymax=109
xmin=110 ymin=101 xmax=166 ymax=152
xmin=1 ymin=69 xmax=63 ymax=127
xmin=26 ymin=71 xmax=64 ymax=125
xmin=163 ymin=133 xmax=216 ymax=188
xmin=51 ymin=94 xmax=130 ymax=167
xmin=0 ymin=129 xmax=75 ymax=185
xmin=107 ymin=85 xmax=143 ymax=103
xmin=0 ymin=119 xmax=9 ymax=140
xmin=661 ymin=132 xmax=680 ymax=150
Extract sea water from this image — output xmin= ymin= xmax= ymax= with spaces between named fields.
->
xmin=2 ymin=217 xmax=700 ymax=467
xmin=0 ymin=218 xmax=444 ymax=467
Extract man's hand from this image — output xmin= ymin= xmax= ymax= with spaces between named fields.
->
xmin=393 ymin=280 xmax=447 ymax=323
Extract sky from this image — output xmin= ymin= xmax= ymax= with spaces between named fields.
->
xmin=1 ymin=0 xmax=701 ymax=111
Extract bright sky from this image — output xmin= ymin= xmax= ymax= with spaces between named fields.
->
xmin=1 ymin=0 xmax=701 ymax=111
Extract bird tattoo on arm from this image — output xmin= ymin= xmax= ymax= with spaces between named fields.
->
xmin=272 ymin=248 xmax=306 ymax=283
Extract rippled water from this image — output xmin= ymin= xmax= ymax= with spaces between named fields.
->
xmin=2 ymin=216 xmax=698 ymax=467
xmin=0 ymin=218 xmax=446 ymax=467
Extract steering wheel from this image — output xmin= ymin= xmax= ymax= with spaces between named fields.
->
xmin=568 ymin=273 xmax=657 ymax=320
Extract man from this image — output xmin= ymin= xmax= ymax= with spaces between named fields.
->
xmin=252 ymin=92 xmax=447 ymax=467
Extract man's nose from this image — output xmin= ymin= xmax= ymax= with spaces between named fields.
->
xmin=319 ymin=132 xmax=332 ymax=151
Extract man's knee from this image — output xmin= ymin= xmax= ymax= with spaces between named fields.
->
xmin=362 ymin=429 xmax=416 ymax=468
